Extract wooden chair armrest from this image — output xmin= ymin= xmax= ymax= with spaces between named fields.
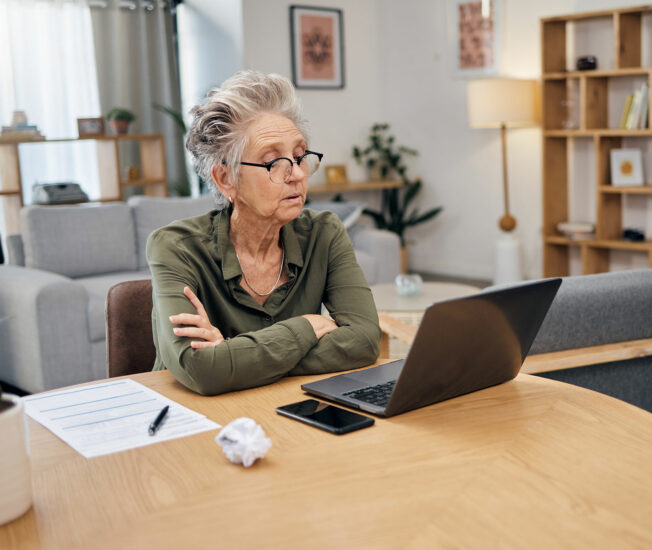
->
xmin=379 ymin=313 xmax=418 ymax=358
xmin=522 ymin=338 xmax=652 ymax=374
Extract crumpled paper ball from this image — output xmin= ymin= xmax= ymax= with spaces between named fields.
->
xmin=215 ymin=417 xmax=272 ymax=467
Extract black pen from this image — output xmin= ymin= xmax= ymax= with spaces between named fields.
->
xmin=148 ymin=405 xmax=169 ymax=436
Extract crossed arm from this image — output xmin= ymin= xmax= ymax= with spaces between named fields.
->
xmin=170 ymin=286 xmax=338 ymax=347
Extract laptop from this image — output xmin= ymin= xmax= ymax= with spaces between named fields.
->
xmin=302 ymin=278 xmax=562 ymax=417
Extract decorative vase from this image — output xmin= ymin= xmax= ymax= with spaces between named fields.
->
xmin=0 ymin=394 xmax=32 ymax=525
xmin=109 ymin=120 xmax=130 ymax=135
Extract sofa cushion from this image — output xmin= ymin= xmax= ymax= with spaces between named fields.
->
xmin=129 ymin=195 xmax=216 ymax=270
xmin=21 ymin=203 xmax=138 ymax=278
xmin=304 ymin=201 xmax=364 ymax=229
xmin=354 ymin=249 xmax=377 ymax=286
xmin=76 ymin=270 xmax=151 ymax=342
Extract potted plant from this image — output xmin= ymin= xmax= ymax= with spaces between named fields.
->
xmin=106 ymin=108 xmax=136 ymax=135
xmin=352 ymin=123 xmax=442 ymax=272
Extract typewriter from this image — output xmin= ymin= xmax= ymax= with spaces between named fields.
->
xmin=32 ymin=183 xmax=89 ymax=205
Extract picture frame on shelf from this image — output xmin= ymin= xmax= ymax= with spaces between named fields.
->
xmin=324 ymin=165 xmax=348 ymax=185
xmin=289 ymin=5 xmax=344 ymax=89
xmin=610 ymin=149 xmax=644 ymax=187
xmin=447 ymin=0 xmax=501 ymax=78
xmin=77 ymin=118 xmax=105 ymax=138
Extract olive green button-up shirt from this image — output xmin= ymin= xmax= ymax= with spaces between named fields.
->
xmin=147 ymin=207 xmax=381 ymax=395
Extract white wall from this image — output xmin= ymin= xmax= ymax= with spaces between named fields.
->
xmin=241 ymin=0 xmax=383 ymax=184
xmin=184 ymin=0 xmax=650 ymax=280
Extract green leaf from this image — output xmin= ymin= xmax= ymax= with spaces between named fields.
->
xmin=403 ymin=181 xmax=421 ymax=210
xmin=406 ymin=207 xmax=443 ymax=226
xmin=398 ymin=146 xmax=418 ymax=156
xmin=362 ymin=208 xmax=387 ymax=229
xmin=152 ymin=102 xmax=186 ymax=133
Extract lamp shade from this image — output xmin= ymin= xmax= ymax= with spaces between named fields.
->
xmin=467 ymin=79 xmax=539 ymax=128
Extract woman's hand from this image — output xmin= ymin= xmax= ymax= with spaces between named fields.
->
xmin=302 ymin=314 xmax=338 ymax=340
xmin=169 ymin=286 xmax=225 ymax=349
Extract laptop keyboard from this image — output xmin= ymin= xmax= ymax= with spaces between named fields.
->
xmin=343 ymin=380 xmax=396 ymax=407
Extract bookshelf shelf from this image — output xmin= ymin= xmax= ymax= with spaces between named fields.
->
xmin=307 ymin=180 xmax=403 ymax=194
xmin=541 ymin=6 xmax=652 ymax=276
xmin=0 ymin=134 xmax=167 ymax=234
xmin=599 ymin=185 xmax=652 ymax=194
xmin=544 ymin=68 xmax=652 ymax=80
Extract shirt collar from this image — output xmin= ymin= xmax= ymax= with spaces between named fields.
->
xmin=280 ymin=220 xmax=304 ymax=269
xmin=215 ymin=207 xmax=305 ymax=281
xmin=215 ymin=207 xmax=241 ymax=281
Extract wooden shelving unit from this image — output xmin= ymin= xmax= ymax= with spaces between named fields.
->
xmin=307 ymin=180 xmax=403 ymax=195
xmin=541 ymin=6 xmax=652 ymax=276
xmin=0 ymin=133 xmax=167 ymax=234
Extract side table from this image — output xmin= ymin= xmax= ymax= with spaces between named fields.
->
xmin=371 ymin=282 xmax=481 ymax=358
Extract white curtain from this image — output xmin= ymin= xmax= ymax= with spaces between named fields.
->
xmin=91 ymin=0 xmax=186 ymax=194
xmin=0 ymin=0 xmax=102 ymax=204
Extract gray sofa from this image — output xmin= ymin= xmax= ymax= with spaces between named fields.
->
xmin=0 ymin=197 xmax=400 ymax=394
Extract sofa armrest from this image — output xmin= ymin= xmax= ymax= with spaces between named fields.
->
xmin=529 ymin=270 xmax=652 ymax=354
xmin=0 ymin=265 xmax=93 ymax=393
xmin=6 ymin=234 xmax=24 ymax=266
xmin=349 ymin=227 xmax=401 ymax=284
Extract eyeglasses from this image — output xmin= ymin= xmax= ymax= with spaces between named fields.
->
xmin=240 ymin=150 xmax=323 ymax=184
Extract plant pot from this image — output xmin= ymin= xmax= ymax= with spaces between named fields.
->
xmin=109 ymin=120 xmax=131 ymax=135
xmin=0 ymin=394 xmax=32 ymax=525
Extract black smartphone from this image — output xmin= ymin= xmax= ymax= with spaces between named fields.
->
xmin=276 ymin=399 xmax=374 ymax=435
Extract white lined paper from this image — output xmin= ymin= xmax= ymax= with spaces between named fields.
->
xmin=24 ymin=379 xmax=220 ymax=458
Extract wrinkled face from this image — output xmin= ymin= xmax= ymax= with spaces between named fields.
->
xmin=233 ymin=113 xmax=308 ymax=226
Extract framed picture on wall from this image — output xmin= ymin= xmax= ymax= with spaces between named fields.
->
xmin=290 ymin=6 xmax=345 ymax=89
xmin=448 ymin=0 xmax=501 ymax=77
xmin=610 ymin=148 xmax=644 ymax=186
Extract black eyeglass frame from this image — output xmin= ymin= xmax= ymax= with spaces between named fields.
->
xmin=240 ymin=150 xmax=323 ymax=181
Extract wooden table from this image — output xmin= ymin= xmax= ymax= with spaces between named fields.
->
xmin=2 ymin=369 xmax=651 ymax=549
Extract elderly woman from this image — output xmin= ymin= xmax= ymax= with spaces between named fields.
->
xmin=147 ymin=71 xmax=381 ymax=395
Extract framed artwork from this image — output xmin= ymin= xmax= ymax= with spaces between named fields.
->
xmin=448 ymin=0 xmax=501 ymax=77
xmin=610 ymin=149 xmax=644 ymax=186
xmin=290 ymin=6 xmax=345 ymax=89
xmin=325 ymin=164 xmax=348 ymax=185
xmin=77 ymin=117 xmax=105 ymax=138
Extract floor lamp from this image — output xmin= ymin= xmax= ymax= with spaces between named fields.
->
xmin=467 ymin=78 xmax=539 ymax=284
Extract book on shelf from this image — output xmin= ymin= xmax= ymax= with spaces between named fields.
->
xmin=638 ymin=83 xmax=649 ymax=129
xmin=626 ymin=89 xmax=641 ymax=129
xmin=624 ymin=83 xmax=649 ymax=130
xmin=0 ymin=130 xmax=45 ymax=142
xmin=619 ymin=94 xmax=634 ymax=129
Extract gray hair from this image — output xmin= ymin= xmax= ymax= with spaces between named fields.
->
xmin=185 ymin=70 xmax=308 ymax=201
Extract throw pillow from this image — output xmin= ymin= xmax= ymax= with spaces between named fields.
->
xmin=305 ymin=201 xmax=364 ymax=229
